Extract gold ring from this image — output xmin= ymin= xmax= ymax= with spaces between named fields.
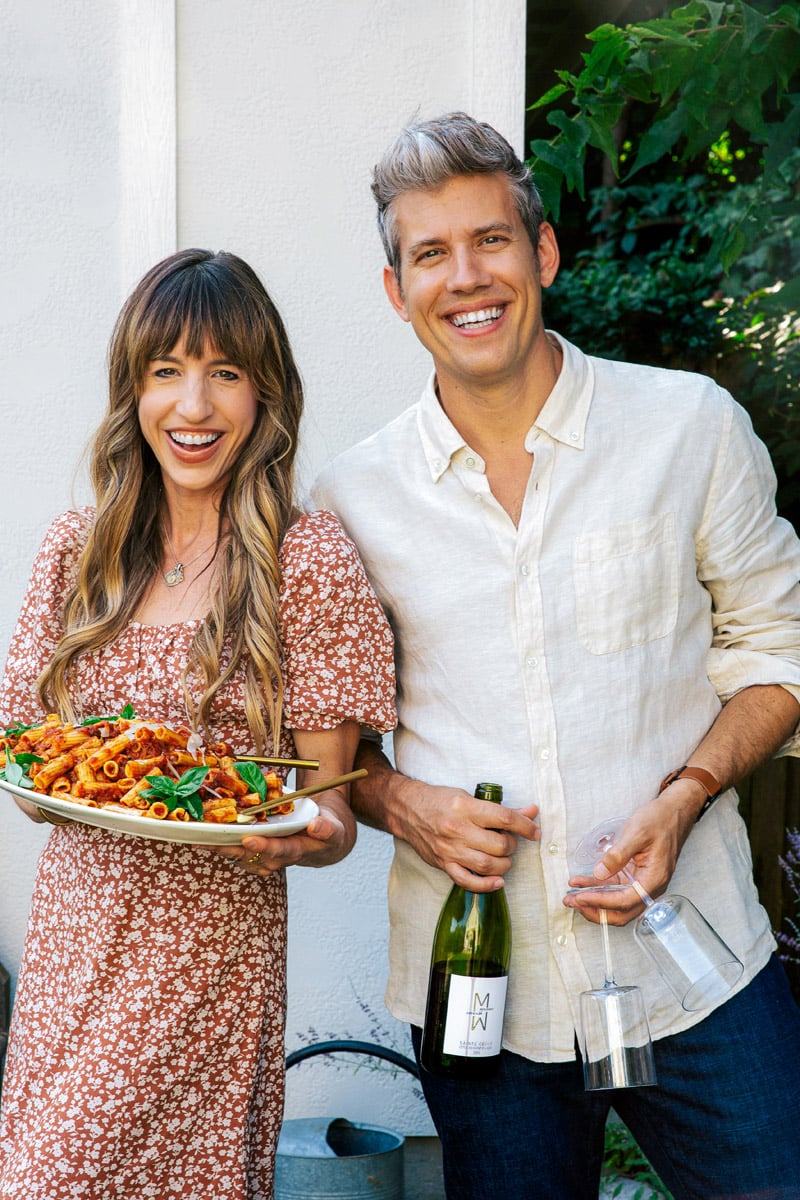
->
xmin=246 ymin=852 xmax=262 ymax=865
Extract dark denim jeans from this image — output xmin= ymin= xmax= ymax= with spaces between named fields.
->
xmin=411 ymin=956 xmax=800 ymax=1200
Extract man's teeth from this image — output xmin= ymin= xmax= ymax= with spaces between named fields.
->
xmin=450 ymin=306 xmax=503 ymax=329
xmin=169 ymin=432 xmax=220 ymax=446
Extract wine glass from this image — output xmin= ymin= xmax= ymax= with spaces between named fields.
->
xmin=632 ymin=885 xmax=743 ymax=1011
xmin=572 ymin=816 xmax=743 ymax=1013
xmin=578 ymin=909 xmax=657 ymax=1090
xmin=567 ymin=816 xmax=631 ymax=893
xmin=571 ymin=818 xmax=657 ymax=1089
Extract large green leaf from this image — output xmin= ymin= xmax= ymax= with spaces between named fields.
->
xmin=528 ymin=83 xmax=569 ymax=111
xmin=775 ymin=4 xmax=799 ymax=30
xmin=547 ymin=110 xmax=591 ymax=155
xmin=528 ymin=161 xmax=565 ymax=222
xmin=741 ymin=3 xmax=768 ymax=49
xmin=580 ymin=26 xmax=630 ymax=81
xmin=628 ymin=106 xmax=688 ymax=176
xmin=699 ymin=1 xmax=728 ymax=33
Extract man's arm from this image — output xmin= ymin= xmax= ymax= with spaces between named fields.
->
xmin=352 ymin=739 xmax=539 ymax=893
xmin=565 ymin=683 xmax=800 ymax=925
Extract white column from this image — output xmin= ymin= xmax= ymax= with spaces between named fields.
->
xmin=119 ymin=0 xmax=177 ymax=297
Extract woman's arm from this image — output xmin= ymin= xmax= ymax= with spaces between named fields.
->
xmin=221 ymin=719 xmax=362 ymax=873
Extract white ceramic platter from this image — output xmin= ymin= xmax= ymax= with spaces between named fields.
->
xmin=0 ymin=778 xmax=318 ymax=845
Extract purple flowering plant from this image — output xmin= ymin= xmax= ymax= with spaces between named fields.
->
xmin=777 ymin=829 xmax=800 ymax=968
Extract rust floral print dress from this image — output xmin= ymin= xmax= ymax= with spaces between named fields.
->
xmin=0 ymin=508 xmax=395 ymax=1200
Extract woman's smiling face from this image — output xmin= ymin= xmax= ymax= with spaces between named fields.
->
xmin=137 ymin=335 xmax=258 ymax=503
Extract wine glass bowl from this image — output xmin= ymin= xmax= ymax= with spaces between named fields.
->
xmin=634 ymin=893 xmax=743 ymax=1011
xmin=579 ymin=983 xmax=657 ymax=1090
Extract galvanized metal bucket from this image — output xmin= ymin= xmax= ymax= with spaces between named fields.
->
xmin=275 ymin=1116 xmax=404 ymax=1199
xmin=276 ymin=1040 xmax=419 ymax=1200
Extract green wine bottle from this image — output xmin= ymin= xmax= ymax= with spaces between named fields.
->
xmin=420 ymin=781 xmax=511 ymax=1078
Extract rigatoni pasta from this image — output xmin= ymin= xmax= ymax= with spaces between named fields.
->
xmin=0 ymin=715 xmax=287 ymax=823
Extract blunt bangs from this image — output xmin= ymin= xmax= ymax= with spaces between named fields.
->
xmin=128 ymin=255 xmax=273 ymax=394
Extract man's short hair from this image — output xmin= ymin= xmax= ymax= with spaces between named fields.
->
xmin=371 ymin=111 xmax=545 ymax=279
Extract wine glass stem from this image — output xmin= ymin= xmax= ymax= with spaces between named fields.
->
xmin=622 ymin=867 xmax=654 ymax=907
xmin=600 ymin=909 xmax=615 ymax=988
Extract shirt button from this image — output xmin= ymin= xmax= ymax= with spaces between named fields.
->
xmin=570 ymin=432 xmax=579 ymax=442
xmin=526 ymin=656 xmax=538 ymax=668
xmin=547 ymin=842 xmax=559 ymax=855
xmin=465 ymin=455 xmax=476 ymax=467
xmin=556 ymin=934 xmax=568 ymax=947
xmin=473 ymin=492 xmax=482 ymax=502
xmin=540 ymin=748 xmax=550 ymax=761
xmin=520 ymin=564 xmax=530 ymax=576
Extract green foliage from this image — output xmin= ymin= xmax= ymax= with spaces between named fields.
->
xmin=603 ymin=1119 xmax=674 ymax=1199
xmin=544 ymin=174 xmax=722 ymax=367
xmin=530 ymin=2 xmax=800 ymax=525
xmin=528 ymin=1 xmax=800 ymax=286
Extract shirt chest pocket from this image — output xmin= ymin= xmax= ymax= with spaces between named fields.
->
xmin=572 ymin=512 xmax=679 ymax=655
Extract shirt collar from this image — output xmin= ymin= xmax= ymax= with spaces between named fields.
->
xmin=417 ymin=332 xmax=594 ymax=481
xmin=530 ymin=332 xmax=593 ymax=452
xmin=417 ymin=374 xmax=470 ymax=482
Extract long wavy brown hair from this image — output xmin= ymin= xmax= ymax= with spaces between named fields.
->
xmin=38 ymin=249 xmax=304 ymax=752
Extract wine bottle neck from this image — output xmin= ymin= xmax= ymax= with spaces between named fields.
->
xmin=474 ymin=781 xmax=503 ymax=804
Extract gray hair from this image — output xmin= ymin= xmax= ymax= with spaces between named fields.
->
xmin=371 ymin=112 xmax=545 ymax=279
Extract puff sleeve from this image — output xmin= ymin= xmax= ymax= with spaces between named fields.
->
xmin=0 ymin=510 xmax=91 ymax=726
xmin=278 ymin=510 xmax=396 ymax=733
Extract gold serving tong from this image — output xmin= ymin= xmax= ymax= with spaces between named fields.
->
xmin=236 ymin=768 xmax=368 ymax=822
xmin=236 ymin=755 xmax=320 ymax=770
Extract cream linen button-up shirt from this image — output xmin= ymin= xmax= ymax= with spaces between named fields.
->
xmin=310 ymin=334 xmax=800 ymax=1062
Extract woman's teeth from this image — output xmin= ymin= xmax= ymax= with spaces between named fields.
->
xmin=169 ymin=432 xmax=221 ymax=446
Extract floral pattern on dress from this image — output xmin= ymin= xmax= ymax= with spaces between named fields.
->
xmin=0 ymin=508 xmax=395 ymax=1199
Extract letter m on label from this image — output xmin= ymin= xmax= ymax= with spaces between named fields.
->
xmin=471 ymin=991 xmax=491 ymax=1031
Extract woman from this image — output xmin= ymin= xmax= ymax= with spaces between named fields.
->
xmin=0 ymin=249 xmax=395 ymax=1199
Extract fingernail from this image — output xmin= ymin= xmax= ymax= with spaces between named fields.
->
xmin=594 ymin=862 xmax=610 ymax=880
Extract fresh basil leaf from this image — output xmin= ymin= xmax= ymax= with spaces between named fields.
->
xmin=182 ymin=793 xmax=204 ymax=821
xmin=2 ymin=753 xmax=36 ymax=789
xmin=82 ymin=703 xmax=138 ymax=726
xmin=141 ymin=774 xmax=177 ymax=800
xmin=4 ymin=721 xmax=37 ymax=735
xmin=233 ymin=761 xmax=267 ymax=801
xmin=12 ymin=753 xmax=43 ymax=767
xmin=175 ymin=767 xmax=209 ymax=798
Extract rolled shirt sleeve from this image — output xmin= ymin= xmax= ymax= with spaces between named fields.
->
xmin=699 ymin=398 xmax=800 ymax=751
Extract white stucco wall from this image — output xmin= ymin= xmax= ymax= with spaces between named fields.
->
xmin=0 ymin=0 xmax=525 ymax=1137
xmin=0 ymin=0 xmax=127 ymax=1002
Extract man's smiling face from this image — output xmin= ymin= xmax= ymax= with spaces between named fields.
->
xmin=383 ymin=172 xmax=559 ymax=396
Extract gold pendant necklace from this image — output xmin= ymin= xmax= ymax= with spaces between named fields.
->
xmin=163 ymin=532 xmax=218 ymax=587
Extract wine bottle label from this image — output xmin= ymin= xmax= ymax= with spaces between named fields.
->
xmin=442 ymin=973 xmax=508 ymax=1058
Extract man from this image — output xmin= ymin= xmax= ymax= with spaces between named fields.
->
xmin=311 ymin=112 xmax=800 ymax=1199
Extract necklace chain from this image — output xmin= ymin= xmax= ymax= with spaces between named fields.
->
xmin=163 ymin=531 xmax=218 ymax=588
